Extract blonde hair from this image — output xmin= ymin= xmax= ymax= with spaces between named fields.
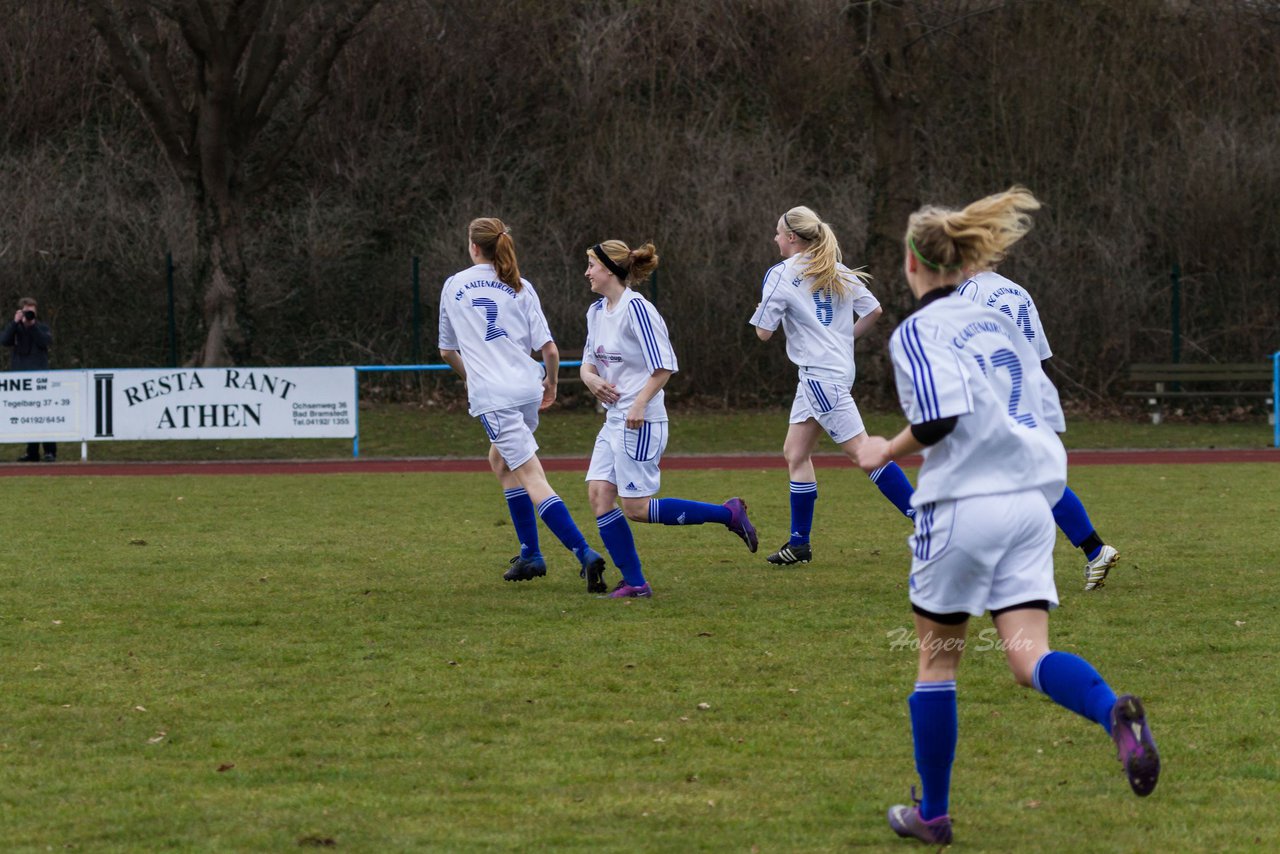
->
xmin=589 ymin=239 xmax=659 ymax=285
xmin=905 ymin=186 xmax=1041 ymax=274
xmin=781 ymin=206 xmax=869 ymax=298
xmin=469 ymin=217 xmax=522 ymax=291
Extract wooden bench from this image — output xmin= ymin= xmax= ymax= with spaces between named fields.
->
xmin=1125 ymin=362 xmax=1273 ymax=424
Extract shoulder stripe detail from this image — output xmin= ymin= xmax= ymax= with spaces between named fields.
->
xmin=628 ymin=299 xmax=665 ymax=369
xmin=901 ymin=319 xmax=941 ymax=421
xmin=756 ymin=262 xmax=786 ymax=320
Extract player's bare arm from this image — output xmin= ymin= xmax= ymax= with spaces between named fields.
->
xmin=581 ymin=363 xmax=620 ymax=406
xmin=852 ymin=306 xmax=883 ymax=340
xmin=539 ymin=341 xmax=559 ymax=411
xmin=626 ymin=368 xmax=672 ymax=429
xmin=855 ymin=425 xmax=923 ymax=472
xmin=440 ymin=348 xmax=466 ymax=381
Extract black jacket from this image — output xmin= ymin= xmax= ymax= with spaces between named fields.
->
xmin=0 ymin=320 xmax=53 ymax=371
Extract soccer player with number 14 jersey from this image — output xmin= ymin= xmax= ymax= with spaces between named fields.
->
xmin=854 ymin=188 xmax=1159 ymax=846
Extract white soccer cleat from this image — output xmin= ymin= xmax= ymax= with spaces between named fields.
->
xmin=1084 ymin=544 xmax=1119 ymax=591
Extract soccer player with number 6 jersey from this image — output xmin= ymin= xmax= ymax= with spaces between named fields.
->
xmin=749 ymin=206 xmax=916 ymax=567
xmin=438 ymin=217 xmax=606 ymax=587
xmin=853 ymin=188 xmax=1159 ymax=846
xmin=580 ymin=240 xmax=758 ymax=598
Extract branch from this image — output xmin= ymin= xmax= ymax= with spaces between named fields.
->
xmin=84 ymin=0 xmax=196 ymax=177
xmin=131 ymin=10 xmax=198 ymax=163
xmin=227 ymin=0 xmax=273 ymax=63
xmin=901 ymin=2 xmax=1007 ymax=53
xmin=242 ymin=1 xmax=380 ymax=193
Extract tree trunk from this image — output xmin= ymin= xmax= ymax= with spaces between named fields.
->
xmin=190 ymin=190 xmax=252 ymax=367
xmin=857 ymin=1 xmax=921 ymax=402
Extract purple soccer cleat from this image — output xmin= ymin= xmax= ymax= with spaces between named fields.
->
xmin=1111 ymin=694 xmax=1160 ymax=796
xmin=607 ymin=581 xmax=652 ymax=599
xmin=887 ymin=798 xmax=953 ymax=846
xmin=723 ymin=497 xmax=758 ymax=553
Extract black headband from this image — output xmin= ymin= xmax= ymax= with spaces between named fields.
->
xmin=592 ymin=244 xmax=630 ymax=281
xmin=783 ymin=212 xmax=811 ymax=241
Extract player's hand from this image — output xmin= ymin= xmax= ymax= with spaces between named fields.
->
xmin=539 ymin=378 xmax=557 ymax=411
xmin=625 ymin=403 xmax=645 ymax=429
xmin=854 ymin=435 xmax=892 ymax=471
xmin=584 ymin=374 xmax=620 ymax=405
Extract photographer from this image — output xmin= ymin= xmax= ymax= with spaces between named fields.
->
xmin=1 ymin=297 xmax=56 ymax=462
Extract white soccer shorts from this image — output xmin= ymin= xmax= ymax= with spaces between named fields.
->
xmin=906 ymin=489 xmax=1059 ymax=618
xmin=477 ymin=400 xmax=541 ymax=470
xmin=789 ymin=378 xmax=866 ymax=445
xmin=585 ymin=415 xmax=669 ymax=498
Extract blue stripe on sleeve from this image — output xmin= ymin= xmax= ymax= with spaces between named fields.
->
xmin=754 ymin=263 xmax=786 ymax=328
xmin=629 ymin=300 xmax=664 ymax=370
xmin=903 ymin=320 xmax=941 ymax=421
xmin=898 ymin=322 xmax=932 ymax=421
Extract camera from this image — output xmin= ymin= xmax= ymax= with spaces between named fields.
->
xmin=21 ymin=310 xmax=34 ymax=321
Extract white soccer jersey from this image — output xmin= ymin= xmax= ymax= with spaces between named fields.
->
xmin=957 ymin=271 xmax=1053 ymax=360
xmin=582 ymin=288 xmax=678 ymax=422
xmin=749 ymin=254 xmax=881 ymax=386
xmin=438 ymin=263 xmax=554 ymax=416
xmin=889 ymin=292 xmax=1067 ymax=507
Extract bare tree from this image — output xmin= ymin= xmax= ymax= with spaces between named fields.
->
xmin=83 ymin=0 xmax=380 ymax=365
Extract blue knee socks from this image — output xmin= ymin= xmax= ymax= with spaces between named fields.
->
xmin=788 ymin=481 xmax=817 ymax=545
xmin=869 ymin=462 xmax=916 ymax=519
xmin=1033 ymin=651 xmax=1118 ymax=734
xmin=1052 ymin=487 xmax=1103 ymax=560
xmin=504 ymin=487 xmax=541 ymax=560
xmin=597 ymin=508 xmax=645 ymax=586
xmin=909 ymin=681 xmax=957 ymax=821
xmin=536 ymin=495 xmax=591 ymax=565
xmin=646 ymin=497 xmax=731 ymax=526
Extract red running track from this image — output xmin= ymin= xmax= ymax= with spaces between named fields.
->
xmin=0 ymin=448 xmax=1273 ymax=477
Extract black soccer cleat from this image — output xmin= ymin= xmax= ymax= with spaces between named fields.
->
xmin=503 ymin=555 xmax=547 ymax=582
xmin=578 ymin=547 xmax=608 ymax=594
xmin=766 ymin=542 xmax=811 ymax=566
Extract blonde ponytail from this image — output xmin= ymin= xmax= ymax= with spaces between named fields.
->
xmin=906 ymin=186 xmax=1041 ymax=274
xmin=782 ymin=206 xmax=869 ymax=298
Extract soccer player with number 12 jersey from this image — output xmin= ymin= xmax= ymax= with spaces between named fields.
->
xmin=854 ymin=188 xmax=1159 ymax=846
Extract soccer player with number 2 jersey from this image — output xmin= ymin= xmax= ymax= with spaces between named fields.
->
xmin=438 ymin=218 xmax=606 ymax=587
xmin=853 ymin=188 xmax=1159 ymax=846
xmin=580 ymin=240 xmax=758 ymax=598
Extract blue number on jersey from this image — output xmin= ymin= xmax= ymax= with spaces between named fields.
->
xmin=998 ymin=302 xmax=1035 ymax=342
xmin=988 ymin=348 xmax=1037 ymax=428
xmin=470 ymin=297 xmax=509 ymax=341
xmin=812 ymin=289 xmax=834 ymax=327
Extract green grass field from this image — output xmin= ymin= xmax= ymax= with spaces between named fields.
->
xmin=3 ymin=462 xmax=1278 ymax=851
xmin=4 ymin=404 xmax=1273 ymax=462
